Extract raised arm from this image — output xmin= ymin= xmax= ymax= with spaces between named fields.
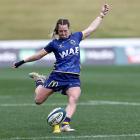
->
xmin=82 ymin=4 xmax=110 ymax=39
xmin=13 ymin=49 xmax=48 ymax=68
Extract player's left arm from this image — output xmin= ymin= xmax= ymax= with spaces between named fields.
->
xmin=82 ymin=4 xmax=110 ymax=39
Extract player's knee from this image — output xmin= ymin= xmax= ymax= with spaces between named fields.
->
xmin=72 ymin=92 xmax=81 ymax=101
xmin=35 ymin=101 xmax=41 ymax=105
xmin=35 ymin=98 xmax=43 ymax=105
xmin=69 ymin=94 xmax=80 ymax=104
xmin=34 ymin=89 xmax=43 ymax=105
xmin=34 ymin=95 xmax=44 ymax=105
xmin=34 ymin=86 xmax=53 ymax=105
xmin=34 ymin=93 xmax=48 ymax=105
xmin=35 ymin=101 xmax=42 ymax=105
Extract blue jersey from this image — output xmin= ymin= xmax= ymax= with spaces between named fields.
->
xmin=44 ymin=32 xmax=83 ymax=75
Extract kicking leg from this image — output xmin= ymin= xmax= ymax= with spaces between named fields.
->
xmin=29 ymin=72 xmax=60 ymax=133
xmin=29 ymin=72 xmax=54 ymax=104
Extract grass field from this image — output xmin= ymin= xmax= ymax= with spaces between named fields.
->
xmin=0 ymin=66 xmax=140 ymax=140
xmin=0 ymin=0 xmax=140 ymax=39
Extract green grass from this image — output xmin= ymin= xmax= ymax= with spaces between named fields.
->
xmin=0 ymin=0 xmax=140 ymax=39
xmin=1 ymin=66 xmax=140 ymax=140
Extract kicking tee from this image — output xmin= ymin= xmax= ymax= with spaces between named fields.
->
xmin=44 ymin=32 xmax=83 ymax=75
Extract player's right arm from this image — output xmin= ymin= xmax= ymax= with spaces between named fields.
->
xmin=13 ymin=49 xmax=48 ymax=68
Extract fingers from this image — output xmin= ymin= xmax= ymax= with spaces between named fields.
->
xmin=104 ymin=4 xmax=109 ymax=8
xmin=101 ymin=3 xmax=110 ymax=16
xmin=12 ymin=62 xmax=18 ymax=68
xmin=12 ymin=60 xmax=25 ymax=68
xmin=104 ymin=4 xmax=110 ymax=11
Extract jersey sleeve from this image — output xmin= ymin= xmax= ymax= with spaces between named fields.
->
xmin=44 ymin=41 xmax=54 ymax=53
xmin=73 ymin=32 xmax=83 ymax=42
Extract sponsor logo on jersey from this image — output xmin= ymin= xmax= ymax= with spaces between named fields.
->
xmin=59 ymin=47 xmax=79 ymax=58
xmin=70 ymin=40 xmax=76 ymax=45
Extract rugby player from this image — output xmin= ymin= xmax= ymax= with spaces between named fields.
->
xmin=13 ymin=4 xmax=109 ymax=133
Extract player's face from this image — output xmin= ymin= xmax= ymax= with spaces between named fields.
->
xmin=58 ymin=24 xmax=70 ymax=39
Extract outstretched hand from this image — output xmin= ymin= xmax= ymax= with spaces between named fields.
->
xmin=100 ymin=4 xmax=110 ymax=17
xmin=12 ymin=60 xmax=25 ymax=68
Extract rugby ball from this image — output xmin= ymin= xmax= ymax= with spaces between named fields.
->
xmin=47 ymin=107 xmax=66 ymax=126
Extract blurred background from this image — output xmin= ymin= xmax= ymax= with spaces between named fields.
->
xmin=0 ymin=0 xmax=140 ymax=66
xmin=0 ymin=0 xmax=140 ymax=39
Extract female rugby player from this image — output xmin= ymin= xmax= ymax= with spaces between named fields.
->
xmin=13 ymin=4 xmax=109 ymax=133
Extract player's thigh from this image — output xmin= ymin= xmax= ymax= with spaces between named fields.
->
xmin=66 ymin=87 xmax=81 ymax=100
xmin=35 ymin=85 xmax=54 ymax=100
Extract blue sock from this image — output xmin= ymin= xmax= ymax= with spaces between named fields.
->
xmin=62 ymin=117 xmax=71 ymax=126
xmin=35 ymin=80 xmax=43 ymax=87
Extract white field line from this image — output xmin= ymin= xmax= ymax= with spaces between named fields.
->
xmin=0 ymin=96 xmax=12 ymax=99
xmin=1 ymin=100 xmax=140 ymax=107
xmin=1 ymin=134 xmax=140 ymax=140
